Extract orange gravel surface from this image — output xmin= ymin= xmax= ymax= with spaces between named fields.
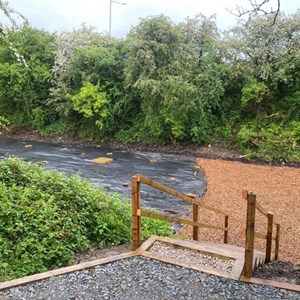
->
xmin=179 ymin=158 xmax=300 ymax=264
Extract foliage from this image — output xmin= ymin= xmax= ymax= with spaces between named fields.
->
xmin=49 ymin=25 xmax=108 ymax=117
xmin=124 ymin=14 xmax=226 ymax=143
xmin=0 ymin=11 xmax=300 ymax=162
xmin=241 ymin=78 xmax=268 ymax=107
xmin=0 ymin=115 xmax=9 ymax=133
xmin=0 ymin=157 xmax=173 ymax=280
xmin=237 ymin=120 xmax=300 ymax=162
xmin=0 ymin=0 xmax=28 ymax=67
xmin=39 ymin=120 xmax=70 ymax=137
xmin=221 ymin=12 xmax=300 ymax=161
xmin=70 ymin=82 xmax=109 ymax=129
xmin=65 ymin=38 xmax=130 ymax=136
xmin=0 ymin=25 xmax=57 ymax=127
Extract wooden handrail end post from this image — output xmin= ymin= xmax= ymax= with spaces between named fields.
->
xmin=192 ymin=203 xmax=199 ymax=241
xmin=224 ymin=215 xmax=229 ymax=244
xmin=131 ymin=176 xmax=141 ymax=251
xmin=265 ymin=213 xmax=274 ymax=263
xmin=244 ymin=191 xmax=256 ymax=278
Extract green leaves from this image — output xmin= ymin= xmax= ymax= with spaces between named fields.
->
xmin=124 ymin=14 xmax=225 ymax=143
xmin=0 ymin=157 xmax=173 ymax=280
xmin=1 ymin=13 xmax=300 ymax=161
xmin=71 ymin=82 xmax=109 ymax=129
xmin=241 ymin=78 xmax=268 ymax=106
xmin=0 ymin=25 xmax=57 ymax=127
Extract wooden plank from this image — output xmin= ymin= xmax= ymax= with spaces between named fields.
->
xmin=254 ymin=232 xmax=267 ymax=240
xmin=151 ymin=236 xmax=241 ymax=260
xmin=242 ymin=190 xmax=268 ymax=217
xmin=132 ymin=176 xmax=141 ymax=251
xmin=230 ymin=259 xmax=245 ymax=280
xmin=142 ymin=251 xmax=230 ymax=279
xmin=244 ymin=192 xmax=256 ymax=278
xmin=265 ymin=213 xmax=274 ymax=263
xmin=240 ymin=276 xmax=300 ymax=293
xmin=0 ymin=252 xmax=136 ymax=291
xmin=139 ymin=236 xmax=249 ymax=280
xmin=139 ymin=236 xmax=243 ymax=280
xmin=275 ymin=224 xmax=280 ymax=260
xmin=174 ymin=238 xmax=265 ymax=261
xmin=137 ymin=175 xmax=229 ymax=216
xmin=134 ymin=236 xmax=157 ymax=255
xmin=255 ymin=202 xmax=269 ymax=217
xmin=192 ymin=203 xmax=199 ymax=241
xmin=140 ymin=210 xmax=228 ymax=232
xmin=224 ymin=215 xmax=229 ymax=244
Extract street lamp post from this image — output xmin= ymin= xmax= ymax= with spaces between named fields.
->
xmin=109 ymin=0 xmax=127 ymax=36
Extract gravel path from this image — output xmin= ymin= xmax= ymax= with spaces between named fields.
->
xmin=179 ymin=158 xmax=300 ymax=264
xmin=0 ymin=257 xmax=299 ymax=300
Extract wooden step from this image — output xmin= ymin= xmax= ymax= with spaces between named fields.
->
xmin=135 ymin=236 xmax=266 ymax=280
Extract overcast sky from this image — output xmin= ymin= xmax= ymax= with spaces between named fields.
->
xmin=4 ymin=0 xmax=300 ymax=36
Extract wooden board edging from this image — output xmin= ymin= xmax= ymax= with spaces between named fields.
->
xmin=141 ymin=251 xmax=230 ymax=279
xmin=239 ymin=275 xmax=300 ymax=293
xmin=0 ymin=252 xmax=137 ymax=291
xmin=151 ymin=236 xmax=242 ymax=260
xmin=138 ymin=236 xmax=244 ymax=280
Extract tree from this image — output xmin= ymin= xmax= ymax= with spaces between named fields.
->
xmin=125 ymin=14 xmax=226 ymax=143
xmin=0 ymin=25 xmax=57 ymax=127
xmin=224 ymin=12 xmax=300 ymax=112
xmin=48 ymin=25 xmax=128 ymax=137
xmin=228 ymin=0 xmax=281 ymax=25
xmin=222 ymin=12 xmax=300 ymax=161
xmin=0 ymin=0 xmax=27 ymax=66
xmin=125 ymin=15 xmax=181 ymax=141
xmin=70 ymin=81 xmax=109 ymax=130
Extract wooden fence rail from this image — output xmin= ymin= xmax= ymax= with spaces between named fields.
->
xmin=242 ymin=190 xmax=280 ymax=278
xmin=131 ymin=175 xmax=230 ymax=251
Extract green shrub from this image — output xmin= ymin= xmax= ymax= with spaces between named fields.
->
xmin=0 ymin=157 xmax=173 ymax=280
xmin=236 ymin=121 xmax=300 ymax=162
xmin=40 ymin=120 xmax=70 ymax=136
xmin=0 ymin=116 xmax=9 ymax=133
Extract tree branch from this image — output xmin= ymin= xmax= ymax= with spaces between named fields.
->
xmin=227 ymin=0 xmax=280 ymax=25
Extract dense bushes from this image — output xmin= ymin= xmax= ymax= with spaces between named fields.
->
xmin=0 ymin=157 xmax=172 ymax=280
xmin=0 ymin=25 xmax=57 ymax=127
xmin=1 ymin=12 xmax=300 ymax=162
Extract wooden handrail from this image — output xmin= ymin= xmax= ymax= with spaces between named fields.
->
xmin=132 ymin=174 xmax=230 ymax=250
xmin=242 ymin=190 xmax=268 ymax=217
xmin=242 ymin=190 xmax=280 ymax=278
xmin=138 ymin=175 xmax=229 ymax=216
xmin=244 ymin=192 xmax=256 ymax=278
xmin=254 ymin=232 xmax=267 ymax=239
xmin=139 ymin=209 xmax=228 ymax=232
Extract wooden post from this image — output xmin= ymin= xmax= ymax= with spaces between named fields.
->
xmin=224 ymin=215 xmax=229 ymax=244
xmin=192 ymin=203 xmax=199 ymax=241
xmin=244 ymin=192 xmax=256 ymax=278
xmin=132 ymin=176 xmax=141 ymax=251
xmin=275 ymin=224 xmax=280 ymax=260
xmin=265 ymin=213 xmax=274 ymax=263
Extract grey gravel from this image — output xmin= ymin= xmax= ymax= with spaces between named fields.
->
xmin=149 ymin=241 xmax=235 ymax=273
xmin=0 ymin=257 xmax=299 ymax=300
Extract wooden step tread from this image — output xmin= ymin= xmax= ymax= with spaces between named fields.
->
xmin=135 ymin=236 xmax=260 ymax=280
